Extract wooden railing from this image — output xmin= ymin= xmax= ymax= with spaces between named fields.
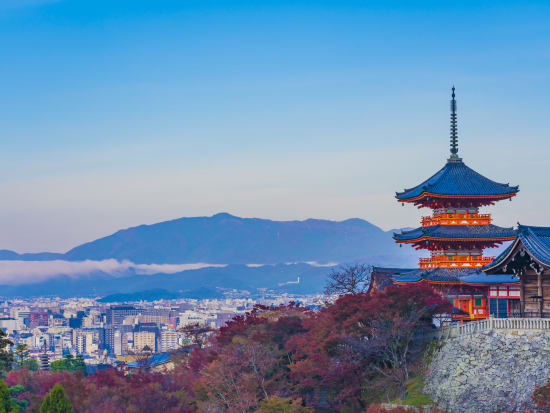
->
xmin=439 ymin=317 xmax=550 ymax=339
xmin=422 ymin=213 xmax=492 ymax=227
xmin=419 ymin=255 xmax=494 ymax=269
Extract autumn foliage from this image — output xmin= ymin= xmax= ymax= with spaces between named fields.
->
xmin=5 ymin=284 xmax=450 ymax=412
xmin=533 ymin=377 xmax=550 ymax=412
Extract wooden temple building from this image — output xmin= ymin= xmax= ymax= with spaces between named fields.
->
xmin=484 ymin=225 xmax=550 ymax=318
xmin=372 ymin=87 xmax=545 ymax=321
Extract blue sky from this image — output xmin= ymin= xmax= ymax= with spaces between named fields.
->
xmin=0 ymin=0 xmax=549 ymax=252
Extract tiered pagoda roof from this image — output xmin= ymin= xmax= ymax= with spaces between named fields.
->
xmin=392 ymin=86 xmax=519 ymax=274
xmin=392 ymin=267 xmax=518 ymax=285
xmin=396 ymin=160 xmax=519 ymax=206
xmin=394 ymin=224 xmax=516 ymax=244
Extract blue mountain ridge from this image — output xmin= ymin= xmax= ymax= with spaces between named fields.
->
xmin=0 ymin=213 xmax=420 ymax=298
xmin=0 ymin=213 xmax=418 ymax=265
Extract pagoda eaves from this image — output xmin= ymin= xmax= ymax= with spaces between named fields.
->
xmin=396 ymin=160 xmax=519 ymax=208
xmin=394 ymin=224 xmax=516 ymax=244
xmin=394 ymin=86 xmax=519 ymax=273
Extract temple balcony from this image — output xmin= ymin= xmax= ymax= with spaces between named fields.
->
xmin=419 ymin=255 xmax=495 ymax=269
xmin=421 ymin=213 xmax=492 ymax=227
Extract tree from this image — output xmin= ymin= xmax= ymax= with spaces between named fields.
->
xmin=324 ymin=264 xmax=372 ymax=296
xmin=14 ymin=346 xmax=29 ymax=366
xmin=0 ymin=330 xmax=13 ymax=377
xmin=256 ymin=396 xmax=311 ymax=412
xmin=14 ymin=345 xmax=38 ymax=371
xmin=533 ymin=377 xmax=550 ymax=411
xmin=50 ymin=355 xmax=86 ymax=375
xmin=198 ymin=342 xmax=280 ymax=412
xmin=196 ymin=305 xmax=309 ymax=411
xmin=0 ymin=380 xmax=18 ymax=413
xmin=289 ymin=284 xmax=452 ymax=409
xmin=40 ymin=384 xmax=73 ymax=413
xmin=178 ymin=323 xmax=213 ymax=349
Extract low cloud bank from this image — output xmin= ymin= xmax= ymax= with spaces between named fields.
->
xmin=0 ymin=260 xmax=226 ymax=286
xmin=0 ymin=260 xmax=339 ymax=286
xmin=247 ymin=261 xmax=339 ymax=268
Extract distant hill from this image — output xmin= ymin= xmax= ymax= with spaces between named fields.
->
xmin=0 ymin=213 xmax=421 ymax=297
xmin=0 ymin=250 xmax=64 ymax=261
xmin=0 ymin=213 xmax=416 ymax=265
xmin=97 ymin=289 xmax=183 ymax=302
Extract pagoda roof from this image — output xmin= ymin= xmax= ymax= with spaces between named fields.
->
xmin=392 ymin=267 xmax=518 ymax=285
xmin=394 ymin=224 xmax=516 ymax=243
xmin=459 ymin=272 xmax=519 ymax=285
xmin=395 ymin=159 xmax=519 ymax=202
xmin=485 ymin=225 xmax=550 ymax=271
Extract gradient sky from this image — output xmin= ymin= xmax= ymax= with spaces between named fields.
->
xmin=1 ymin=0 xmax=549 ymax=252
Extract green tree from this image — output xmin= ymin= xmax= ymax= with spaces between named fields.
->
xmin=0 ymin=330 xmax=13 ymax=377
xmin=13 ymin=344 xmax=38 ymax=371
xmin=50 ymin=355 xmax=86 ymax=375
xmin=19 ymin=358 xmax=38 ymax=371
xmin=40 ymin=384 xmax=73 ymax=413
xmin=256 ymin=397 xmax=311 ymax=413
xmin=15 ymin=344 xmax=30 ymax=367
xmin=0 ymin=380 xmax=18 ymax=413
xmin=13 ymin=345 xmax=29 ymax=364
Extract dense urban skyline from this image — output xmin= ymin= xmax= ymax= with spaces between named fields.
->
xmin=1 ymin=0 xmax=549 ymax=252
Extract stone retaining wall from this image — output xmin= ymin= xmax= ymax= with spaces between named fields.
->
xmin=425 ymin=329 xmax=550 ymax=412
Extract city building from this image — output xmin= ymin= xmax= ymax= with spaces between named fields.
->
xmin=2 ymin=294 xmax=322 ymax=367
xmin=160 ymin=330 xmax=180 ymax=352
xmin=133 ymin=331 xmax=156 ymax=353
xmin=107 ymin=306 xmax=140 ymax=326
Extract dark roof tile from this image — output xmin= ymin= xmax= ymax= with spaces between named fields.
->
xmin=394 ymin=224 xmax=516 ymax=242
xmin=396 ymin=160 xmax=518 ymax=200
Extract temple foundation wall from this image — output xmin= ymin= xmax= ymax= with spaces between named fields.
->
xmin=425 ymin=328 xmax=550 ymax=412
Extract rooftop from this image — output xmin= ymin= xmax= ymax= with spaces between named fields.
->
xmin=485 ymin=225 xmax=550 ymax=270
xmin=396 ymin=160 xmax=519 ymax=202
xmin=396 ymin=88 xmax=518 ymax=204
xmin=392 ymin=267 xmax=519 ymax=285
xmin=394 ymin=224 xmax=517 ymax=243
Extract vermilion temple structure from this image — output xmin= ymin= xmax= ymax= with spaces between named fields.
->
xmin=373 ymin=88 xmax=528 ymax=321
xmin=394 ymin=87 xmax=518 ymax=270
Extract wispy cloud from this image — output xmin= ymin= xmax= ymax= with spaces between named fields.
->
xmin=0 ymin=260 xmax=226 ymax=285
xmin=247 ymin=262 xmax=339 ymax=268
xmin=0 ymin=260 xmax=337 ymax=286
xmin=285 ymin=261 xmax=339 ymax=267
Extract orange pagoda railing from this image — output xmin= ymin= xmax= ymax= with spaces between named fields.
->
xmin=419 ymin=255 xmax=495 ymax=269
xmin=421 ymin=213 xmax=492 ymax=227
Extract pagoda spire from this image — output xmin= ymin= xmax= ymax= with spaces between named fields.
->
xmin=448 ymin=86 xmax=461 ymax=162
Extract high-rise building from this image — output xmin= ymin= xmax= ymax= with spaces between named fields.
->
xmin=29 ymin=311 xmax=49 ymax=329
xmin=160 ymin=330 xmax=179 ymax=352
xmin=106 ymin=306 xmax=140 ymax=326
xmin=133 ymin=331 xmax=156 ymax=353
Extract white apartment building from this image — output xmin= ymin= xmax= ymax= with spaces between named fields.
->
xmin=160 ymin=330 xmax=180 ymax=352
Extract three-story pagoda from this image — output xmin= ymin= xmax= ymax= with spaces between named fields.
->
xmin=394 ymin=87 xmax=518 ymax=270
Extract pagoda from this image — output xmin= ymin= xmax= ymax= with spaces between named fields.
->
xmin=394 ymin=87 xmax=518 ymax=271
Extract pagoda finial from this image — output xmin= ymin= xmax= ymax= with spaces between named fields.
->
xmin=448 ymin=86 xmax=461 ymax=162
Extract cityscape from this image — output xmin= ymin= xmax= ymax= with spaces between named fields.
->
xmin=0 ymin=294 xmax=325 ymax=370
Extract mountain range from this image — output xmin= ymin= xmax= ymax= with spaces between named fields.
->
xmin=0 ymin=213 xmax=420 ymax=298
